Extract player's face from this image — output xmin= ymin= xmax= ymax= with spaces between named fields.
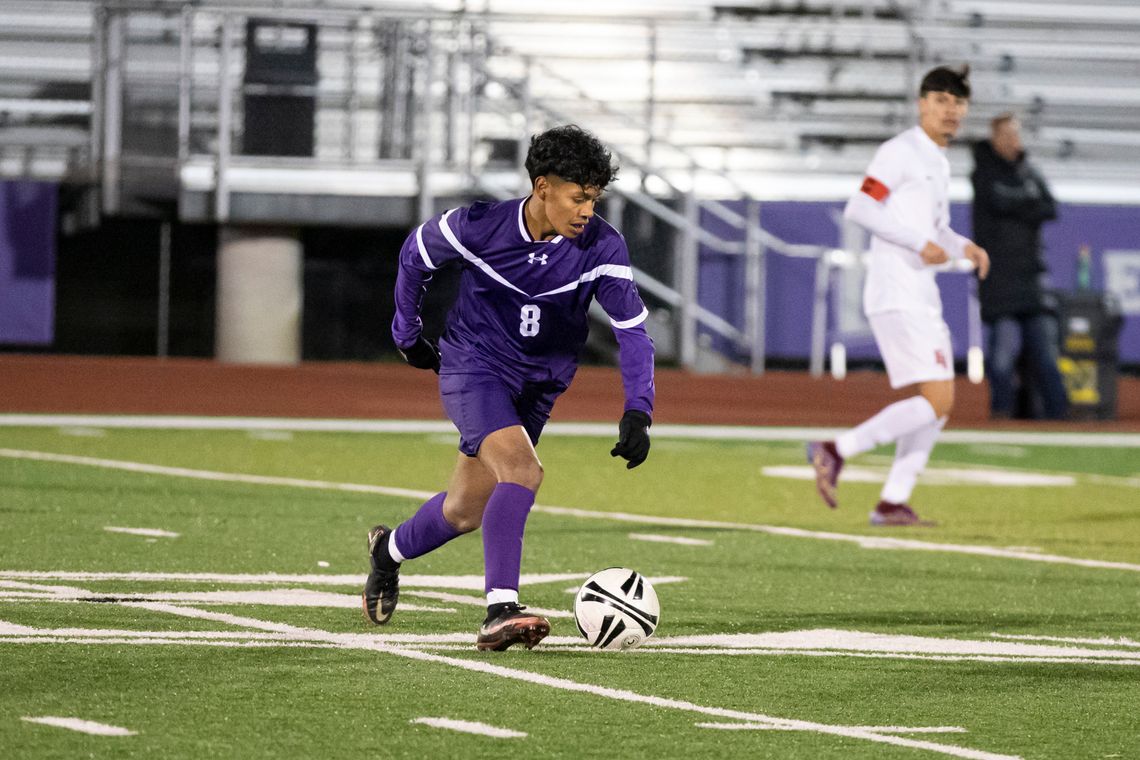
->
xmin=918 ymin=90 xmax=969 ymax=146
xmin=535 ymin=176 xmax=601 ymax=239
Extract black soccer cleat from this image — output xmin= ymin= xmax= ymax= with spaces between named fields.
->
xmin=475 ymin=603 xmax=550 ymax=652
xmin=361 ymin=525 xmax=400 ymax=625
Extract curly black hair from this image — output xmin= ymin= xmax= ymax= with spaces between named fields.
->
xmin=919 ymin=64 xmax=971 ymax=99
xmin=524 ymin=124 xmax=619 ymax=190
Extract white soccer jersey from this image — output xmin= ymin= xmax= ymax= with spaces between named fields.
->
xmin=843 ymin=125 xmax=971 ymax=317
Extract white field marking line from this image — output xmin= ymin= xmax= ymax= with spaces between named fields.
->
xmin=16 ymin=609 xmax=1128 ymax=668
xmin=863 ymin=452 xmax=1140 ymax=491
xmin=385 ymin=644 xmax=1140 ymax=666
xmin=104 ymin=526 xmax=180 ymax=539
xmin=648 ymin=630 xmax=1140 ymax=660
xmin=761 ymin=464 xmax=1075 ymax=488
xmin=2 ymin=448 xmax=1137 ymax=575
xmin=6 ymin=629 xmax=1138 ymax=667
xmin=532 ymin=504 xmax=1140 ymax=574
xmin=4 ymin=414 xmax=1140 ymax=447
xmin=410 ymin=717 xmax=526 ymax=739
xmin=865 ymin=454 xmax=1140 ymax=491
xmin=697 ymin=721 xmax=967 ymax=734
xmin=628 ymin=532 xmax=713 ymax=546
xmin=0 ymin=588 xmax=456 ymax=613
xmin=0 ymin=579 xmax=98 ymax=596
xmin=0 ymin=619 xmax=493 ymax=646
xmin=0 ymin=570 xmax=603 ymax=589
xmin=118 ymin=602 xmax=1023 ymax=760
xmin=21 ymin=716 xmax=136 ymax=736
xmin=7 ymin=636 xmax=346 ymax=650
xmin=990 ymin=633 xmax=1140 ymax=648
xmin=0 ymin=447 xmax=433 ymax=501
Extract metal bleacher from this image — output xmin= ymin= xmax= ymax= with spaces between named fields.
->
xmin=1 ymin=0 xmax=1137 ymax=370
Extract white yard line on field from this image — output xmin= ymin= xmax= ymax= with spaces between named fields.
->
xmin=628 ymin=533 xmax=713 ymax=546
xmin=2 ymin=448 xmax=1137 ymax=574
xmin=0 ymin=570 xmax=686 ymax=589
xmin=0 ymin=588 xmax=457 ymax=613
xmin=990 ymin=633 xmax=1140 ymax=648
xmin=410 ymin=717 xmax=526 ymax=739
xmin=761 ymin=465 xmax=1075 ymax=487
xmin=104 ymin=526 xmax=180 ymax=538
xmin=21 ymin=716 xmax=136 ymax=736
xmin=697 ymin=721 xmax=968 ymax=733
xmin=115 ymin=601 xmax=1023 ymax=760
xmin=3 ymin=414 xmax=1140 ymax=447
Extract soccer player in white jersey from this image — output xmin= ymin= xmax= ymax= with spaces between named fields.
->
xmin=807 ymin=65 xmax=990 ymax=526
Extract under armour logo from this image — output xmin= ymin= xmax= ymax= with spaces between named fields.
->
xmin=935 ymin=349 xmax=948 ymax=369
xmin=528 ymin=252 xmax=548 ymax=265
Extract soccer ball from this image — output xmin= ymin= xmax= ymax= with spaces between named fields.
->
xmin=573 ymin=567 xmax=660 ymax=650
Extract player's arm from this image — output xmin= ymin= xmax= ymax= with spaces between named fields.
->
xmin=935 ymin=217 xmax=990 ymax=279
xmin=594 ymin=250 xmax=655 ymax=469
xmin=391 ymin=210 xmax=466 ymax=370
xmin=843 ymin=144 xmax=930 ymax=258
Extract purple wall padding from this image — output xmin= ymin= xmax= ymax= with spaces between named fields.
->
xmin=0 ymin=181 xmax=57 ymax=345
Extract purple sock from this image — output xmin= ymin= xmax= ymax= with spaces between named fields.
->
xmin=391 ymin=492 xmax=462 ymax=562
xmin=481 ymin=483 xmax=536 ymax=595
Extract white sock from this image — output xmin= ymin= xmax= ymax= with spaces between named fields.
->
xmin=487 ymin=588 xmax=519 ymax=606
xmin=388 ymin=530 xmax=407 ymax=564
xmin=835 ymin=396 xmax=938 ymax=459
xmin=880 ymin=416 xmax=947 ymax=504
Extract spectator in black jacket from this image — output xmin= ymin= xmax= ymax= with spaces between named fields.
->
xmin=971 ymin=114 xmax=1068 ymax=419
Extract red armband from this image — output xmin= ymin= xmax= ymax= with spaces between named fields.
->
xmin=860 ymin=176 xmax=890 ymax=202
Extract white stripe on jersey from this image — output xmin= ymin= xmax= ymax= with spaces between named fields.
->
xmin=610 ymin=306 xmax=649 ymax=330
xmin=438 ymin=209 xmax=527 ymax=295
xmin=533 ymin=264 xmax=634 ymax=298
xmin=414 ymin=224 xmax=438 ymax=270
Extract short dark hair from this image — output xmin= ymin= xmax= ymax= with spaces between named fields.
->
xmin=525 ymin=124 xmax=619 ymax=190
xmin=919 ymin=65 xmax=971 ymax=99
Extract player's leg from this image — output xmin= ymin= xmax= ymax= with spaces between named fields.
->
xmin=807 ymin=312 xmax=948 ymax=509
xmin=874 ymin=413 xmax=946 ymax=526
xmin=869 ymin=357 xmax=954 ymax=526
xmin=386 ymin=452 xmax=496 ymax=564
xmin=363 ymin=371 xmax=507 ymax=626
xmin=472 ymin=424 xmax=550 ymax=651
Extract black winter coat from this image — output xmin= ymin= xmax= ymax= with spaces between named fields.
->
xmin=970 ymin=140 xmax=1058 ymax=322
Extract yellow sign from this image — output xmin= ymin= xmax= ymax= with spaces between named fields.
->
xmin=1057 ymin=357 xmax=1100 ymax=404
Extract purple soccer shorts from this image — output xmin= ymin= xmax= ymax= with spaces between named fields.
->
xmin=439 ymin=370 xmax=563 ymax=456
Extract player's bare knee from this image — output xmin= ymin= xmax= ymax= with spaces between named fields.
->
xmin=497 ymin=458 xmax=543 ymax=491
xmin=442 ymin=497 xmax=485 ymax=533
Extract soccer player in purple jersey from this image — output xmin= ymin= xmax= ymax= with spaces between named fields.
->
xmin=361 ymin=125 xmax=656 ymax=651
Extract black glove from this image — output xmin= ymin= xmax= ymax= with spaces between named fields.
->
xmin=398 ymin=336 xmax=440 ymax=374
xmin=610 ymin=409 xmax=651 ymax=469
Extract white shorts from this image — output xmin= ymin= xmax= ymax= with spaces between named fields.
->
xmin=868 ymin=310 xmax=954 ymax=389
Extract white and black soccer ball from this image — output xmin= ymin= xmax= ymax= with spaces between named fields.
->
xmin=573 ymin=567 xmax=660 ymax=650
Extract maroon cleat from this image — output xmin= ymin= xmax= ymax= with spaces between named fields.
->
xmin=806 ymin=440 xmax=844 ymax=509
xmin=475 ymin=603 xmax=550 ymax=652
xmin=869 ymin=501 xmax=937 ymax=527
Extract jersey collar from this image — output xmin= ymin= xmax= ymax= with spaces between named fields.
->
xmin=517 ymin=197 xmax=564 ymax=245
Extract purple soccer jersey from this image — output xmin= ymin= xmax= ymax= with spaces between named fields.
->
xmin=392 ymin=196 xmax=655 ymax=415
